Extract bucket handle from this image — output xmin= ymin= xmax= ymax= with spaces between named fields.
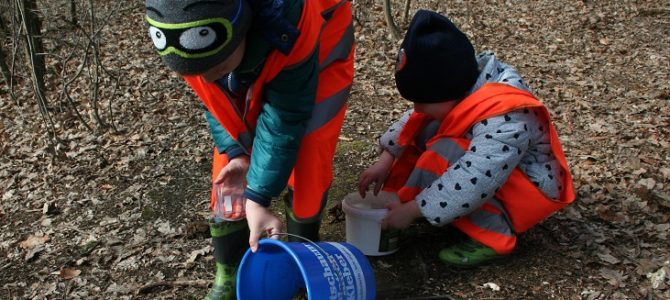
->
xmin=269 ymin=232 xmax=348 ymax=300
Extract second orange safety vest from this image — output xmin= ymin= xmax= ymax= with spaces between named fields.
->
xmin=384 ymin=83 xmax=575 ymax=234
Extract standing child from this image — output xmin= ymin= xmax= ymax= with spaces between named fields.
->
xmin=358 ymin=10 xmax=575 ymax=268
xmin=145 ymin=0 xmax=354 ymax=298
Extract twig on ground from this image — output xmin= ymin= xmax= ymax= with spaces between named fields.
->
xmin=137 ymin=280 xmax=210 ymax=294
xmin=62 ymin=280 xmax=70 ymax=300
xmin=400 ymin=295 xmax=460 ymax=300
xmin=0 ymin=262 xmax=12 ymax=271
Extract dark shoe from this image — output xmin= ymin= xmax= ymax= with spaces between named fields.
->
xmin=284 ymin=190 xmax=326 ymax=242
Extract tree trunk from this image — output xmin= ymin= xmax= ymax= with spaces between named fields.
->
xmin=0 ymin=14 xmax=8 ymax=37
xmin=0 ymin=42 xmax=12 ymax=85
xmin=0 ymin=14 xmax=11 ymax=84
xmin=69 ymin=0 xmax=77 ymax=26
xmin=18 ymin=0 xmax=58 ymax=151
xmin=19 ymin=0 xmax=46 ymax=94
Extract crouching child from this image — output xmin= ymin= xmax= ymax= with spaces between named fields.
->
xmin=358 ymin=10 xmax=575 ymax=268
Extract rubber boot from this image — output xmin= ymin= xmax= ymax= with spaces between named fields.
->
xmin=438 ymin=238 xmax=505 ymax=268
xmin=284 ymin=190 xmax=327 ymax=242
xmin=204 ymin=219 xmax=250 ymax=300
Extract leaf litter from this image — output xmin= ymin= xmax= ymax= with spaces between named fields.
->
xmin=1 ymin=0 xmax=669 ymax=299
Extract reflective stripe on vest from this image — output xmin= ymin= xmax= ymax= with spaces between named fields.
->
xmin=306 ymin=84 xmax=351 ymax=134
xmin=191 ymin=0 xmax=354 ymax=219
xmin=320 ymin=22 xmax=354 ymax=71
xmin=467 ymin=198 xmax=514 ymax=237
xmin=402 ymin=139 xmax=464 ymax=189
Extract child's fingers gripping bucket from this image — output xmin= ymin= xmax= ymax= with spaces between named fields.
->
xmin=342 ymin=192 xmax=400 ymax=256
xmin=236 ymin=239 xmax=376 ymax=300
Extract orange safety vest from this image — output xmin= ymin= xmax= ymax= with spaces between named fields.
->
xmin=384 ymin=83 xmax=575 ymax=235
xmin=184 ymin=0 xmax=355 ymax=219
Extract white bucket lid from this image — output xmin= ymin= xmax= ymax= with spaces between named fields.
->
xmin=341 ymin=191 xmax=399 ymax=221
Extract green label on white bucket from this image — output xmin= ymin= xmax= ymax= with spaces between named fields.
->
xmin=379 ymin=229 xmax=399 ymax=252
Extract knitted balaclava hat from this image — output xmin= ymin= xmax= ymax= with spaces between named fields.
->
xmin=394 ymin=10 xmax=479 ymax=103
xmin=145 ymin=0 xmax=252 ymax=75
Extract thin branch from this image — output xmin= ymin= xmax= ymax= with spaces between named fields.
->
xmin=86 ymin=0 xmax=105 ymax=128
xmin=77 ymin=0 xmax=124 ymax=130
xmin=383 ymin=0 xmax=401 ymax=39
xmin=56 ymin=0 xmax=123 ymax=132
xmin=403 ymin=0 xmax=412 ymax=22
xmin=137 ymin=280 xmax=210 ymax=294
xmin=9 ymin=0 xmax=23 ymax=106
xmin=60 ymin=47 xmax=94 ymax=131
xmin=94 ymin=1 xmax=125 ymax=132
xmin=401 ymin=296 xmax=460 ymax=300
xmin=0 ymin=262 xmax=12 ymax=272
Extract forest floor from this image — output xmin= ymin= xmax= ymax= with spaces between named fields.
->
xmin=1 ymin=0 xmax=669 ymax=299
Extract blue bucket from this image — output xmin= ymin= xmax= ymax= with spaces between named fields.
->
xmin=236 ymin=239 xmax=376 ymax=300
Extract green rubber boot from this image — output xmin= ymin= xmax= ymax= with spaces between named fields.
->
xmin=204 ymin=219 xmax=249 ymax=300
xmin=438 ymin=238 xmax=504 ymax=268
xmin=204 ymin=263 xmax=237 ymax=300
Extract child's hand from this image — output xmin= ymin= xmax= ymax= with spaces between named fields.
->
xmin=213 ymin=156 xmax=249 ymax=220
xmin=213 ymin=155 xmax=249 ymax=196
xmin=381 ymin=200 xmax=421 ymax=230
xmin=245 ymin=200 xmax=283 ymax=253
xmin=358 ymin=150 xmax=395 ymax=197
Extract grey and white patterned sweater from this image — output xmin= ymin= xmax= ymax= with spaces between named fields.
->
xmin=380 ymin=53 xmax=563 ymax=227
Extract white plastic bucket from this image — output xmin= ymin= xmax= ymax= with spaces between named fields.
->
xmin=341 ymin=191 xmax=400 ymax=256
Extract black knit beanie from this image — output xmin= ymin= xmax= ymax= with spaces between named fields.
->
xmin=145 ymin=0 xmax=253 ymax=75
xmin=395 ymin=10 xmax=479 ymax=103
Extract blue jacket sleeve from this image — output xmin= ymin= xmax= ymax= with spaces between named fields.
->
xmin=204 ymin=109 xmax=245 ymax=159
xmin=243 ymin=49 xmax=319 ymax=206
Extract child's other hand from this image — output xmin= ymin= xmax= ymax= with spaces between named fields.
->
xmin=358 ymin=150 xmax=395 ymax=197
xmin=214 ymin=155 xmax=249 ymax=194
xmin=245 ymin=200 xmax=283 ymax=253
xmin=212 ymin=156 xmax=249 ymax=220
xmin=381 ymin=200 xmax=421 ymax=230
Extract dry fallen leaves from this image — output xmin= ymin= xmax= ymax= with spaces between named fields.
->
xmin=1 ymin=1 xmax=668 ymax=299
xmin=100 ymin=184 xmax=115 ymax=190
xmin=184 ymin=246 xmax=212 ymax=266
xmin=19 ymin=235 xmax=50 ymax=249
xmin=59 ymin=268 xmax=82 ymax=280
xmin=597 ymin=253 xmax=621 ymax=265
xmin=600 ymin=268 xmax=627 ymax=287
xmin=646 ymin=266 xmax=669 ymax=290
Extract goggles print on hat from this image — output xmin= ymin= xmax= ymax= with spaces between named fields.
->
xmin=145 ymin=0 xmax=243 ymax=59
